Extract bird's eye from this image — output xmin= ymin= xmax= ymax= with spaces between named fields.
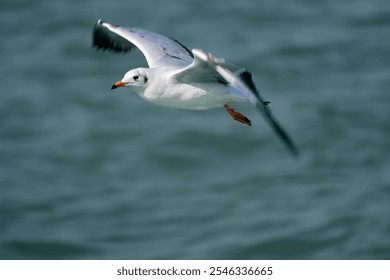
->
xmin=133 ymin=75 xmax=139 ymax=80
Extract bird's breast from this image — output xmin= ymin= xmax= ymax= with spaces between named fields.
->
xmin=139 ymin=82 xmax=237 ymax=110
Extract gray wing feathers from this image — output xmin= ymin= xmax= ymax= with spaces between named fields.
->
xmin=92 ymin=20 xmax=193 ymax=68
xmin=193 ymin=50 xmax=299 ymax=156
xmin=172 ymin=50 xmax=226 ymax=83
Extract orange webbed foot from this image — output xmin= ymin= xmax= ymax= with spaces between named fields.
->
xmin=224 ymin=104 xmax=252 ymax=126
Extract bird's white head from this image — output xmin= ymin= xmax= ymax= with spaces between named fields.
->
xmin=111 ymin=68 xmax=149 ymax=93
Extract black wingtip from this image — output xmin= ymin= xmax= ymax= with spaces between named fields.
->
xmin=272 ymin=120 xmax=300 ymax=158
xmin=92 ymin=20 xmax=105 ymax=49
xmin=255 ymin=103 xmax=300 ymax=158
xmin=92 ymin=19 xmax=134 ymax=53
xmin=287 ymin=141 xmax=300 ymax=158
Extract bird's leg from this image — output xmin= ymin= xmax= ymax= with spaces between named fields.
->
xmin=224 ymin=104 xmax=252 ymax=126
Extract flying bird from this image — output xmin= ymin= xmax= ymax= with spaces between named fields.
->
xmin=92 ymin=19 xmax=299 ymax=156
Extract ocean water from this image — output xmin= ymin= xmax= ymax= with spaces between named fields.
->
xmin=0 ymin=0 xmax=389 ymax=259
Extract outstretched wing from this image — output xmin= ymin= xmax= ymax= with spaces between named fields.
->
xmin=180 ymin=49 xmax=299 ymax=156
xmin=92 ymin=20 xmax=194 ymax=68
xmin=172 ymin=49 xmax=249 ymax=88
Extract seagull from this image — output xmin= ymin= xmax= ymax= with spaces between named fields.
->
xmin=92 ymin=19 xmax=299 ymax=156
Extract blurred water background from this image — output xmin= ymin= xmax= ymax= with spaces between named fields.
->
xmin=1 ymin=0 xmax=389 ymax=259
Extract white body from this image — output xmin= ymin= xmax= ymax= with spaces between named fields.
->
xmin=136 ymin=67 xmax=245 ymax=110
